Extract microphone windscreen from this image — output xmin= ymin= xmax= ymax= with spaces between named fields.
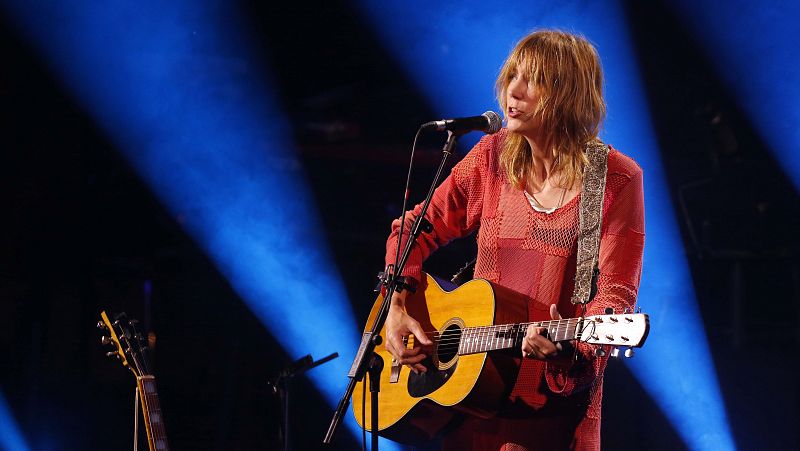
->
xmin=482 ymin=111 xmax=502 ymax=134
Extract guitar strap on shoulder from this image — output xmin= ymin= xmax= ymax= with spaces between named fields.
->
xmin=571 ymin=140 xmax=610 ymax=305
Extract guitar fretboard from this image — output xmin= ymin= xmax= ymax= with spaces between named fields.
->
xmin=138 ymin=375 xmax=169 ymax=451
xmin=457 ymin=318 xmax=581 ymax=355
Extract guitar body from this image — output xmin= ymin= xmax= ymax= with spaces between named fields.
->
xmin=352 ymin=274 xmax=528 ymax=444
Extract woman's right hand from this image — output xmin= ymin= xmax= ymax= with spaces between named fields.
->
xmin=384 ymin=291 xmax=432 ymax=373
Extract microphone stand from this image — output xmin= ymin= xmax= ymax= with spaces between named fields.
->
xmin=324 ymin=130 xmax=460 ymax=449
xmin=271 ymin=352 xmax=339 ymax=451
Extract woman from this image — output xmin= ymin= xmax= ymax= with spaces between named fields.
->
xmin=383 ymin=30 xmax=645 ymax=450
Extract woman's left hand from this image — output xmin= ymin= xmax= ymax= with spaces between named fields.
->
xmin=521 ymin=304 xmax=564 ymax=360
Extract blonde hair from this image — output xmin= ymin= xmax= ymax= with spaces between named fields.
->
xmin=495 ymin=30 xmax=606 ymax=190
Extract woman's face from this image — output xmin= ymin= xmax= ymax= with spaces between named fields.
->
xmin=505 ymin=70 xmax=543 ymax=140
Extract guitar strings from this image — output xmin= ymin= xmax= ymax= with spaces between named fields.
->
xmin=402 ymin=315 xmax=624 ymax=355
xmin=424 ymin=325 xmax=577 ymax=347
xmin=389 ymin=313 xmax=637 ymax=356
xmin=412 ymin=318 xmax=577 ymax=338
xmin=404 ymin=321 xmax=577 ymax=349
xmin=420 ymin=319 xmax=577 ymax=340
xmin=429 ymin=329 xmax=577 ymax=350
xmin=406 ymin=319 xmax=579 ymax=352
xmin=421 ymin=325 xmax=577 ymax=347
xmin=140 ymin=384 xmax=168 ymax=443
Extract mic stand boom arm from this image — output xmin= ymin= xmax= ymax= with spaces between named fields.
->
xmin=324 ymin=130 xmax=459 ymax=446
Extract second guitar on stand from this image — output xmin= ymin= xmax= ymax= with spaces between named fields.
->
xmin=98 ymin=311 xmax=170 ymax=451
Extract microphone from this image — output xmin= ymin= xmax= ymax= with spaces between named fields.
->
xmin=422 ymin=111 xmax=502 ymax=135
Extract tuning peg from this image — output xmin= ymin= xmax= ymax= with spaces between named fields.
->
xmin=624 ymin=348 xmax=634 ymax=358
xmin=594 ymin=346 xmax=606 ymax=357
xmin=101 ymin=336 xmax=113 ymax=346
xmin=610 ymin=347 xmax=620 ymax=358
xmin=604 ymin=307 xmax=614 ymax=314
xmin=106 ymin=351 xmax=120 ymax=359
xmin=97 ymin=321 xmax=107 ymax=330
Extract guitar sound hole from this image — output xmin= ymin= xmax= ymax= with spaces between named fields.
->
xmin=406 ymin=324 xmax=461 ymax=398
xmin=437 ymin=324 xmax=461 ymax=364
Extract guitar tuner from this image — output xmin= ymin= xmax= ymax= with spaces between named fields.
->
xmin=604 ymin=307 xmax=614 ymax=314
xmin=624 ymin=348 xmax=634 ymax=358
xmin=106 ymin=351 xmax=119 ymax=359
xmin=101 ymin=336 xmax=113 ymax=346
xmin=594 ymin=346 xmax=606 ymax=357
xmin=97 ymin=321 xmax=107 ymax=330
xmin=625 ymin=317 xmax=634 ymax=323
xmin=610 ymin=347 xmax=620 ymax=358
xmin=609 ymin=316 xmax=618 ymax=323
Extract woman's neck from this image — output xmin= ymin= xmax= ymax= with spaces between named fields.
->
xmin=525 ymin=134 xmax=556 ymax=187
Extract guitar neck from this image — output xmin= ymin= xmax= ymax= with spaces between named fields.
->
xmin=458 ymin=318 xmax=581 ymax=355
xmin=137 ymin=375 xmax=169 ymax=451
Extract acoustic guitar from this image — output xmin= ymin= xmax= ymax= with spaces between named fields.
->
xmin=352 ymin=273 xmax=649 ymax=444
xmin=98 ymin=311 xmax=169 ymax=451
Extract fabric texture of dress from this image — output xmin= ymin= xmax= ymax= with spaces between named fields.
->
xmin=385 ymin=129 xmax=645 ymax=450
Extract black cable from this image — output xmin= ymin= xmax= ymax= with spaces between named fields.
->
xmin=393 ymin=127 xmax=425 ymax=278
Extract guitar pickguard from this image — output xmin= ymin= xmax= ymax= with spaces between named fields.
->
xmin=407 ymin=358 xmax=458 ymax=398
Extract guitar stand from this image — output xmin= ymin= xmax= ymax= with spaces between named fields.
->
xmin=133 ymin=386 xmax=140 ymax=451
xmin=366 ymin=351 xmax=384 ymax=451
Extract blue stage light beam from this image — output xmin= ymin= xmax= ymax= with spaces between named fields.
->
xmin=0 ymin=390 xmax=30 ymax=451
xmin=355 ymin=1 xmax=736 ymax=450
xmin=1 ymin=0 xmax=365 ymax=443
xmin=669 ymin=0 xmax=800 ymax=190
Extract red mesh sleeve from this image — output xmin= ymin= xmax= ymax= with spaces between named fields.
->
xmin=384 ymin=134 xmax=496 ymax=282
xmin=545 ymin=158 xmax=645 ymax=398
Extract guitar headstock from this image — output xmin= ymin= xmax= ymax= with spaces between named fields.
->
xmin=97 ymin=311 xmax=151 ymax=378
xmin=578 ymin=312 xmax=650 ymax=349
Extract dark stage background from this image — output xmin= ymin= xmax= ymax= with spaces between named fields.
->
xmin=1 ymin=1 xmax=798 ymax=450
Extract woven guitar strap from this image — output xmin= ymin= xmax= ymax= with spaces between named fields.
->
xmin=571 ymin=140 xmax=610 ymax=305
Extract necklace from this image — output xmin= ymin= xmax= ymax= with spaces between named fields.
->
xmin=526 ymin=186 xmax=567 ymax=214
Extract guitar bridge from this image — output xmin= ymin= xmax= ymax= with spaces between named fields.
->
xmin=389 ymin=335 xmax=412 ymax=383
xmin=389 ymin=359 xmax=401 ymax=383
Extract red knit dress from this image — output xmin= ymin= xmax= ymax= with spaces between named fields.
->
xmin=385 ymin=129 xmax=645 ymax=450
